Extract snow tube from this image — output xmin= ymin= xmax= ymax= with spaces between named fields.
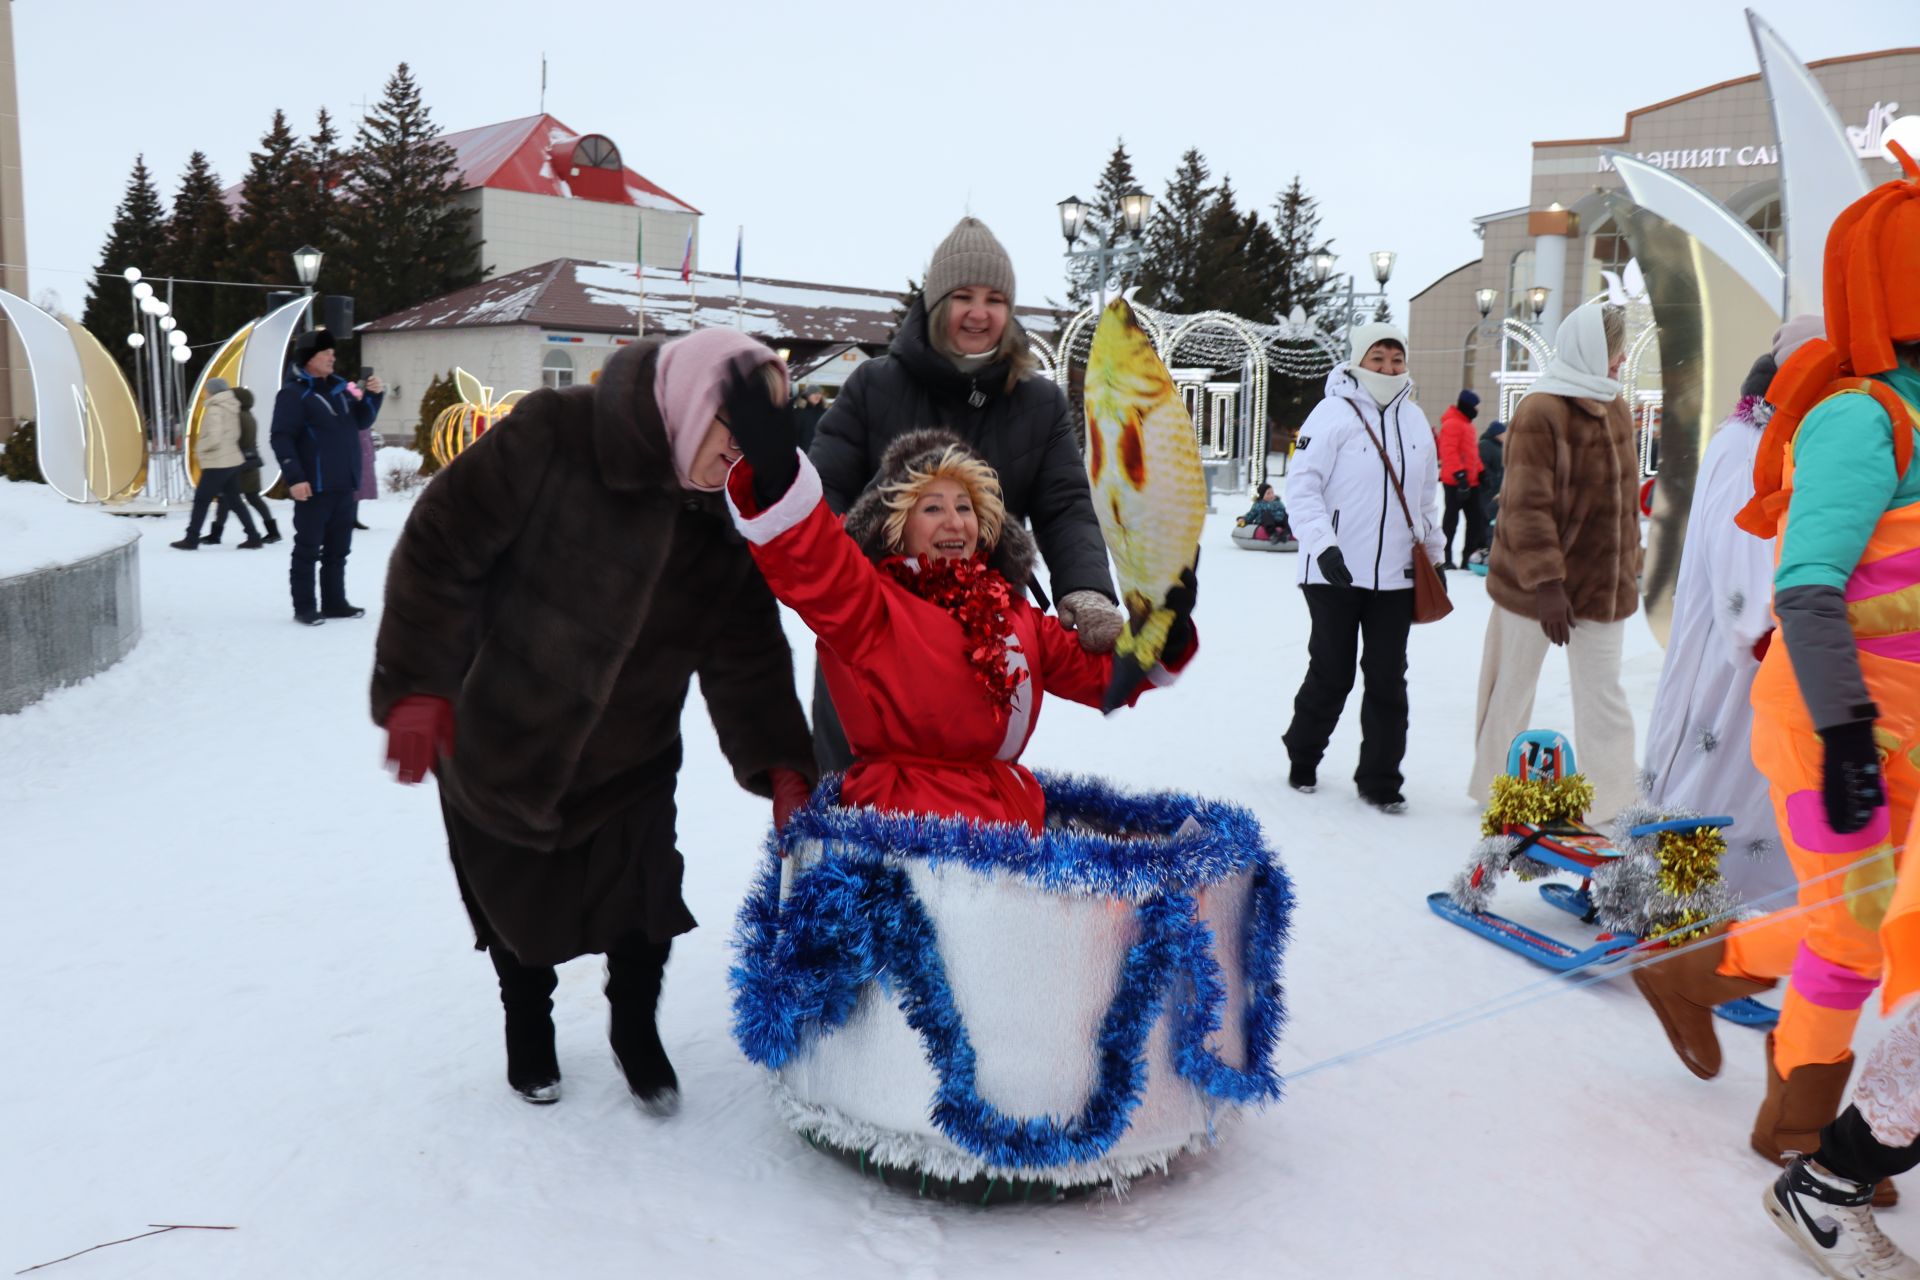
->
xmin=1230 ymin=523 xmax=1298 ymax=553
xmin=731 ymin=773 xmax=1291 ymax=1192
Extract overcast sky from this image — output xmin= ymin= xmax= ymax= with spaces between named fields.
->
xmin=12 ymin=0 xmax=1904 ymax=324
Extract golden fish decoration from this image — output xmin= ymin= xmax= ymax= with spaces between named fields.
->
xmin=1082 ymin=297 xmax=1206 ymax=711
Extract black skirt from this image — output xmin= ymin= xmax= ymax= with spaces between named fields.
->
xmin=440 ymin=777 xmax=698 ymax=968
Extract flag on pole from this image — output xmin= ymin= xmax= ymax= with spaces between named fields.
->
xmin=680 ymin=226 xmax=694 ymax=283
xmin=634 ymin=214 xmax=645 ymax=336
xmin=734 ymin=226 xmax=743 ymax=291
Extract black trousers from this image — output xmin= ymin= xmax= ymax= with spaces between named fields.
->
xmin=211 ymin=490 xmax=273 ymax=539
xmin=811 ymin=665 xmax=855 ymax=775
xmin=1819 ymin=1105 xmax=1920 ymax=1186
xmin=1441 ymin=486 xmax=1487 ymax=563
xmin=186 ymin=466 xmax=258 ymax=540
xmin=290 ymin=489 xmax=357 ymax=614
xmin=1282 ymin=585 xmax=1415 ymax=795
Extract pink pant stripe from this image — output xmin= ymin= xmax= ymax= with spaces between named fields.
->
xmin=1792 ymin=941 xmax=1879 ymax=1010
xmin=1785 ymin=790 xmax=1892 ymax=854
xmin=1847 ymin=545 xmax=1920 ymax=601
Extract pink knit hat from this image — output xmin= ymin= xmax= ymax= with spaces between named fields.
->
xmin=652 ymin=330 xmax=789 ymax=491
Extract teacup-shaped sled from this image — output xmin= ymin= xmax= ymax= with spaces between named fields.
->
xmin=731 ymin=773 xmax=1291 ymax=1195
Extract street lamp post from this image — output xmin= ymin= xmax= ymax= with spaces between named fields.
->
xmin=1310 ymin=249 xmax=1397 ymax=338
xmin=1057 ymin=188 xmax=1152 ymax=309
xmin=293 ymin=245 xmax=323 ymax=331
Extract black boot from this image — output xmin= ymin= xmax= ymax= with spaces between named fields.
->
xmin=488 ymin=944 xmax=561 ymax=1104
xmin=203 ymin=529 xmax=223 ymax=546
xmin=262 ymin=516 xmax=282 ymax=545
xmin=607 ymin=937 xmax=678 ymax=1115
xmin=237 ymin=534 xmax=266 ymax=550
xmin=170 ymin=534 xmax=200 ymax=550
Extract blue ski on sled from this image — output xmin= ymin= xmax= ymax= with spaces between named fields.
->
xmin=1427 ymin=730 xmax=1777 ymax=1030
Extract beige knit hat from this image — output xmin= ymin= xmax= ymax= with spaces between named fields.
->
xmin=924 ymin=217 xmax=1016 ymax=310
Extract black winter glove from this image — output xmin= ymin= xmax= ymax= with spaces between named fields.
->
xmin=1820 ymin=719 xmax=1887 ymax=836
xmin=1161 ymin=555 xmax=1200 ymax=669
xmin=1316 ymin=547 xmax=1353 ymax=588
xmin=722 ymin=369 xmax=799 ymax=508
xmin=1452 ymin=469 xmax=1471 ymax=493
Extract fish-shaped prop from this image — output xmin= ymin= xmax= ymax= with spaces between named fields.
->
xmin=1082 ymin=297 xmax=1207 ymax=712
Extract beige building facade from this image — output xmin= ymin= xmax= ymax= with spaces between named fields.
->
xmin=1408 ymin=47 xmax=1920 ymax=428
xmin=459 ymin=187 xmax=696 ymax=280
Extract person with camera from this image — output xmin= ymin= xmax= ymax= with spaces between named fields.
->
xmin=269 ymin=330 xmax=383 ymax=625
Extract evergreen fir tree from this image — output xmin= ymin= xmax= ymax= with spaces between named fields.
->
xmin=288 ymin=109 xmax=344 ymax=256
xmin=1191 ymin=175 xmax=1253 ymax=315
xmin=886 ymin=276 xmax=922 ymax=343
xmin=227 ymin=110 xmax=308 ymax=293
xmin=340 ymin=63 xmax=482 ymax=325
xmin=162 ymin=151 xmax=235 ymax=378
xmin=1372 ymin=296 xmax=1393 ymax=323
xmin=413 ymin=369 xmax=460 ymax=475
xmin=81 ymin=155 xmax=169 ymax=377
xmin=1270 ymin=175 xmax=1340 ymax=330
xmin=1064 ymin=139 xmax=1142 ymax=308
xmin=1137 ymin=148 xmax=1212 ymax=312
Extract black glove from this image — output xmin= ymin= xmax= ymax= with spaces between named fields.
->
xmin=1452 ymin=469 xmax=1471 ymax=493
xmin=1161 ymin=556 xmax=1200 ymax=668
xmin=722 ymin=369 xmax=799 ymax=507
xmin=244 ymin=451 xmax=263 ymax=470
xmin=1316 ymin=547 xmax=1353 ymax=588
xmin=1820 ymin=719 xmax=1887 ymax=836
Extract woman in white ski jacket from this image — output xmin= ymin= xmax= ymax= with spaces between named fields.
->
xmin=1281 ymin=323 xmax=1444 ymax=812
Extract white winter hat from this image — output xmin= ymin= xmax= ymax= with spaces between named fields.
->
xmin=1348 ymin=322 xmax=1409 ymax=365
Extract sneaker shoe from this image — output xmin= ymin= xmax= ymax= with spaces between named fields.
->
xmin=320 ymin=604 xmax=367 ymax=619
xmin=1361 ymin=790 xmax=1408 ymax=814
xmin=1764 ymin=1156 xmax=1920 ymax=1278
xmin=293 ymin=611 xmax=326 ymax=626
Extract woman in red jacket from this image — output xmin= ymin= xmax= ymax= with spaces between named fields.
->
xmin=1437 ymin=389 xmax=1488 ymax=568
xmin=720 ymin=383 xmax=1196 ymax=833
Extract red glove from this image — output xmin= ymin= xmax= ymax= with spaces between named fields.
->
xmin=385 ymin=695 xmax=455 ymax=785
xmin=771 ymin=767 xmax=813 ymax=834
xmin=1753 ymin=629 xmax=1774 ymax=663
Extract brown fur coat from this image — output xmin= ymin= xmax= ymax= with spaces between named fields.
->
xmin=372 ymin=339 xmax=815 ymax=853
xmin=1485 ymin=390 xmax=1642 ymax=623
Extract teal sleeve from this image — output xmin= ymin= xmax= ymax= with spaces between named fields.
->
xmin=1775 ymin=395 xmax=1902 ymax=593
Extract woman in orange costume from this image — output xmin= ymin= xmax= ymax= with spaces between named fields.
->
xmin=1635 ymin=131 xmax=1920 ymax=1191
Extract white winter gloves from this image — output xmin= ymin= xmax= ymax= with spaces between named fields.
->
xmin=1057 ymin=590 xmax=1125 ymax=654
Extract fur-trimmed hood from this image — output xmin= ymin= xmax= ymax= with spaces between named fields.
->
xmin=841 ymin=428 xmax=1038 ymax=586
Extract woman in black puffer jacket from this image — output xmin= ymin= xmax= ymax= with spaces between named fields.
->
xmin=808 ymin=216 xmax=1120 ymax=771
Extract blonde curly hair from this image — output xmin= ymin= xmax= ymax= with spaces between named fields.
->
xmin=876 ymin=443 xmax=1006 ymax=555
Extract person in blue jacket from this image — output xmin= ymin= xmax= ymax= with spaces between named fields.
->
xmin=270 ymin=329 xmax=384 ymax=625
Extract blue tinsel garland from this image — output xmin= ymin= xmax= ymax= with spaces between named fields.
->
xmin=729 ymin=773 xmax=1292 ymax=1169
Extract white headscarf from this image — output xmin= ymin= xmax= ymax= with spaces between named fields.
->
xmin=1529 ymin=302 xmax=1621 ymax=403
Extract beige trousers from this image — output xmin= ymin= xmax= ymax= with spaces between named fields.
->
xmin=1469 ymin=604 xmax=1637 ymax=824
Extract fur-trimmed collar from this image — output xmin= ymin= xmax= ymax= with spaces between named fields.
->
xmin=587 ymin=339 xmax=680 ymax=491
xmin=841 ymin=428 xmax=1038 ymax=587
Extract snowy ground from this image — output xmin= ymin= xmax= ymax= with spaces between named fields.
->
xmin=0 ymin=481 xmax=1895 ymax=1278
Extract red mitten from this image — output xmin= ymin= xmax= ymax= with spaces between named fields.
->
xmin=771 ymin=767 xmax=813 ymax=834
xmin=1753 ymin=629 xmax=1774 ymax=663
xmin=385 ymin=695 xmax=455 ymax=785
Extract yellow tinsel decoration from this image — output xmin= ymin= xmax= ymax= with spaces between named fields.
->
xmin=1647 ymin=907 xmax=1713 ymax=945
xmin=1480 ymin=773 xmax=1596 ymax=838
xmin=1653 ymin=827 xmax=1726 ymax=899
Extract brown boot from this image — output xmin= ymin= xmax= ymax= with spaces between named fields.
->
xmin=1751 ymin=1033 xmax=1899 ymax=1207
xmin=1631 ymin=931 xmax=1776 ymax=1079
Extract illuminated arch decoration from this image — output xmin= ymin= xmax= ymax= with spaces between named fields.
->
xmin=431 ymin=368 xmax=528 ymax=468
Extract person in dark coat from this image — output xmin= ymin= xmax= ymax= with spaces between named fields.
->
xmin=792 ymin=384 xmax=827 ymax=453
xmin=1478 ymin=419 xmax=1507 ymax=526
xmin=373 ymin=329 xmax=817 ymax=1113
xmin=269 ymin=330 xmax=382 ymax=624
xmin=206 ymin=385 xmax=280 ymax=545
xmin=807 ymin=216 xmax=1120 ymax=770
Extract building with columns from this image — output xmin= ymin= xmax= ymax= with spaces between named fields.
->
xmin=1407 ymin=45 xmax=1920 ymax=428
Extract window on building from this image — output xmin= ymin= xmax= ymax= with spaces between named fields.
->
xmin=1584 ymin=216 xmax=1635 ymax=300
xmin=574 ymin=135 xmax=621 ymax=170
xmin=1507 ymin=248 xmax=1536 ymax=372
xmin=1745 ymin=198 xmax=1783 ymax=254
xmin=542 ymin=348 xmax=575 ymax=389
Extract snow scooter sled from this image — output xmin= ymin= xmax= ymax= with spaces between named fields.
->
xmin=1230 ymin=521 xmax=1298 ymax=552
xmin=1427 ymin=730 xmax=1776 ymax=1029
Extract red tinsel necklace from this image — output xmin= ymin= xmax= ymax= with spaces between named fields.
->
xmin=882 ymin=554 xmax=1028 ymax=715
